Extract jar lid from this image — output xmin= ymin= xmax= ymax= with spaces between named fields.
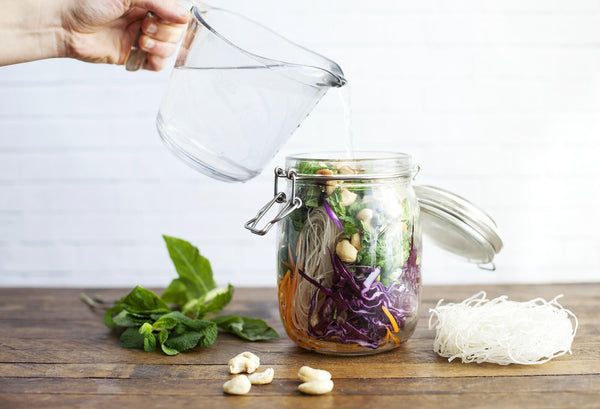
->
xmin=414 ymin=185 xmax=503 ymax=267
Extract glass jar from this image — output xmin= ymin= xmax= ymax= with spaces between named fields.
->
xmin=259 ymin=152 xmax=422 ymax=355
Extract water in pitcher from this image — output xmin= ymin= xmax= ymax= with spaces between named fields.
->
xmin=157 ymin=65 xmax=330 ymax=182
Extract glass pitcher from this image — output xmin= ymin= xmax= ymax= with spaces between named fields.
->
xmin=142 ymin=3 xmax=346 ymax=182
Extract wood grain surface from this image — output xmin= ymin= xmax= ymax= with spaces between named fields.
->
xmin=0 ymin=284 xmax=598 ymax=409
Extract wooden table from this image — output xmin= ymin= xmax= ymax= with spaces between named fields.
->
xmin=1 ymin=284 xmax=598 ymax=408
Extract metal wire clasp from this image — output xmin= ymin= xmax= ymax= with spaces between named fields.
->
xmin=244 ymin=167 xmax=303 ymax=236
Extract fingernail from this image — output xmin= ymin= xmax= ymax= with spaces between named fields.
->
xmin=178 ymin=7 xmax=191 ymax=21
xmin=147 ymin=23 xmax=157 ymax=34
xmin=144 ymin=38 xmax=156 ymax=50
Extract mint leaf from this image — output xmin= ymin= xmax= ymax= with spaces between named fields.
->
xmin=160 ymin=342 xmax=180 ymax=356
xmin=139 ymin=322 xmax=153 ymax=336
xmin=158 ymin=329 xmax=169 ymax=344
xmin=143 ymin=333 xmax=157 ymax=352
xmin=120 ymin=327 xmax=145 ymax=349
xmin=164 ymin=321 xmax=217 ymax=352
xmin=211 ymin=315 xmax=279 ymax=341
xmin=157 ymin=329 xmax=179 ymax=355
xmin=163 ymin=235 xmax=216 ymax=300
xmin=165 ymin=332 xmax=203 ymax=352
xmin=152 ymin=315 xmax=178 ymax=331
xmin=119 ymin=286 xmax=171 ymax=315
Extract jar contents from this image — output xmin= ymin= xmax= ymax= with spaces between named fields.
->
xmin=277 ymin=154 xmax=421 ymax=355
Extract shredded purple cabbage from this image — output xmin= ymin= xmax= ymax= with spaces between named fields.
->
xmin=297 ymin=239 xmax=420 ymax=349
xmin=323 ymin=199 xmax=344 ymax=231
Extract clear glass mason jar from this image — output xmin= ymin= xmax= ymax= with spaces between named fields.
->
xmin=273 ymin=152 xmax=422 ymax=355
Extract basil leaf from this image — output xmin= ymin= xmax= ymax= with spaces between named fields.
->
xmin=103 ymin=305 xmax=123 ymax=329
xmin=211 ymin=315 xmax=279 ymax=341
xmin=163 ymin=235 xmax=216 ymax=299
xmin=182 ymin=284 xmax=234 ymax=319
xmin=161 ymin=278 xmax=188 ymax=306
xmin=112 ymin=311 xmax=142 ymax=328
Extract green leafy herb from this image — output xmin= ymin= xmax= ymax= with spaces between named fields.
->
xmin=84 ymin=235 xmax=279 ymax=355
xmin=296 ymin=161 xmax=336 ymax=175
xmin=162 ymin=235 xmax=216 ymax=302
xmin=211 ymin=315 xmax=280 ymax=341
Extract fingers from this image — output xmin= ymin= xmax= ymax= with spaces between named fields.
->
xmin=138 ymin=34 xmax=178 ymax=59
xmin=142 ymin=17 xmax=187 ymax=43
xmin=132 ymin=0 xmax=190 ymax=24
xmin=143 ymin=54 xmax=168 ymax=72
xmin=136 ymin=16 xmax=188 ymax=70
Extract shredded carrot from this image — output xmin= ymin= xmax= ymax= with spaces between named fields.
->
xmin=381 ymin=305 xmax=399 ymax=333
xmin=384 ymin=327 xmax=401 ymax=347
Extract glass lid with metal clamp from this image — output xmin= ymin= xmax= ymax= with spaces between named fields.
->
xmin=414 ymin=185 xmax=503 ymax=270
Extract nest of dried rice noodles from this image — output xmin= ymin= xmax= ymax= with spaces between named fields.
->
xmin=428 ymin=291 xmax=578 ymax=365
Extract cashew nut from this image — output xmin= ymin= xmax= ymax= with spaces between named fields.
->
xmin=340 ymin=188 xmax=357 ymax=206
xmin=356 ymin=208 xmax=373 ymax=223
xmin=247 ymin=368 xmax=274 ymax=385
xmin=337 ymin=165 xmax=356 ymax=175
xmin=228 ymin=351 xmax=260 ymax=374
xmin=297 ymin=366 xmax=332 ymax=382
xmin=298 ymin=380 xmax=334 ymax=395
xmin=325 ymin=181 xmax=338 ymax=196
xmin=335 ymin=239 xmax=358 ymax=263
xmin=350 ymin=232 xmax=362 ymax=250
xmin=316 ymin=168 xmax=334 ymax=176
xmin=223 ymin=375 xmax=252 ymax=395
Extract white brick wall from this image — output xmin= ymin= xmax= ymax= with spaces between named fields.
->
xmin=1 ymin=0 xmax=599 ymax=287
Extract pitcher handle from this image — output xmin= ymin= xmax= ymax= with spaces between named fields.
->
xmin=125 ymin=11 xmax=153 ymax=71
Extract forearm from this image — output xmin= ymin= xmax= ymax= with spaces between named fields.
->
xmin=0 ymin=0 xmax=68 ymax=66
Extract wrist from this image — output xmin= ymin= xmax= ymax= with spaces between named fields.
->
xmin=0 ymin=0 xmax=69 ymax=66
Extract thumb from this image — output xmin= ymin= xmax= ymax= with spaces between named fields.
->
xmin=131 ymin=0 xmax=190 ymax=24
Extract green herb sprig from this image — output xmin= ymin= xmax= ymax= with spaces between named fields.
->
xmin=83 ymin=235 xmax=279 ymax=355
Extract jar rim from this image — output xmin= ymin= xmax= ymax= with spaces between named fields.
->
xmin=286 ymin=151 xmax=413 ymax=179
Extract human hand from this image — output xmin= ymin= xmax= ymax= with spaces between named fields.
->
xmin=62 ymin=0 xmax=190 ymax=71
